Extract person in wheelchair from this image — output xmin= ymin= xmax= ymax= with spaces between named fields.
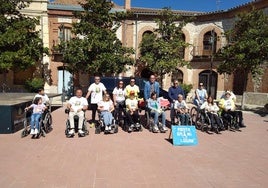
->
xmin=66 ymin=88 xmax=88 ymax=137
xmin=147 ymin=92 xmax=167 ymax=132
xmin=200 ymin=95 xmax=224 ymax=134
xmin=112 ymin=80 xmax=126 ymax=125
xmin=97 ymin=93 xmax=115 ymax=132
xmin=174 ymin=94 xmax=190 ymax=125
xmin=219 ymin=91 xmax=246 ymax=130
xmin=25 ymin=97 xmax=47 ymax=136
xmin=125 ymin=91 xmax=141 ymax=132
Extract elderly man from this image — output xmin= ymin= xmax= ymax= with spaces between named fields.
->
xmin=67 ymin=88 xmax=88 ymax=136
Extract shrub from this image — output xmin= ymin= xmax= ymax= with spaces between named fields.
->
xmin=181 ymin=83 xmax=193 ymax=97
xmin=25 ymin=78 xmax=44 ymax=93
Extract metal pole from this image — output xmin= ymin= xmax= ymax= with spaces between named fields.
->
xmin=60 ymin=24 xmax=66 ymax=102
xmin=209 ymin=29 xmax=215 ymax=97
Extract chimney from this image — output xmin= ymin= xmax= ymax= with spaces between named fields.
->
xmin=125 ymin=0 xmax=131 ymax=10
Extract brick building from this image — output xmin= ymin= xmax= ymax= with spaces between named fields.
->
xmin=1 ymin=0 xmax=267 ymax=99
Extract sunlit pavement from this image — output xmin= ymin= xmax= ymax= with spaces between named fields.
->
xmin=0 ymin=107 xmax=267 ymax=187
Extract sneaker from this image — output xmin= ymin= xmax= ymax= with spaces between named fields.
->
xmin=78 ymin=129 xmax=85 ymax=134
xmin=68 ymin=129 xmax=75 ymax=135
xmin=135 ymin=123 xmax=140 ymax=127
xmin=34 ymin=128 xmax=39 ymax=134
xmin=105 ymin=126 xmax=109 ymax=131
xmin=30 ymin=129 xmax=35 ymax=135
xmin=162 ymin=126 xmax=168 ymax=131
xmin=153 ymin=125 xmax=159 ymax=131
xmin=108 ymin=126 xmax=112 ymax=131
xmin=131 ymin=124 xmax=135 ymax=128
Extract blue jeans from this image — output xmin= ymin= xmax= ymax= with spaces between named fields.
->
xmin=177 ymin=113 xmax=190 ymax=125
xmin=30 ymin=113 xmax=41 ymax=130
xmin=101 ymin=111 xmax=113 ymax=126
xmin=150 ymin=111 xmax=166 ymax=127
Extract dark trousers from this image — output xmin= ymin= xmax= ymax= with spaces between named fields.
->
xmin=90 ymin=103 xmax=98 ymax=123
xmin=207 ymin=112 xmax=222 ymax=129
xmin=126 ymin=110 xmax=140 ymax=125
xmin=222 ymin=110 xmax=243 ymax=125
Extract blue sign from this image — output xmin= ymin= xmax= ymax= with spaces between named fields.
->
xmin=172 ymin=125 xmax=198 ymax=146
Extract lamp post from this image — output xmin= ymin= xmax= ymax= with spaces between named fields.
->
xmin=209 ymin=29 xmax=215 ymax=97
xmin=59 ymin=24 xmax=66 ymax=102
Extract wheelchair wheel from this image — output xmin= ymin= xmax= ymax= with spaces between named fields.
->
xmin=43 ymin=113 xmax=53 ymax=133
xmin=65 ymin=120 xmax=70 ymax=135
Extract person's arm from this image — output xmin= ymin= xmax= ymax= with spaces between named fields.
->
xmin=85 ymin=90 xmax=91 ymax=100
xmin=109 ymin=100 xmax=114 ymax=112
xmin=112 ymin=88 xmax=117 ymax=105
xmin=144 ymin=82 xmax=149 ymax=100
xmin=156 ymin=82 xmax=160 ymax=98
xmin=168 ymin=87 xmax=175 ymax=102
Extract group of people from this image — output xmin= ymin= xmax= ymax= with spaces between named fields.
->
xmin=193 ymin=82 xmax=246 ymax=133
xmin=66 ymin=74 xmax=168 ymax=136
xmin=66 ymin=74 xmax=246 ymax=136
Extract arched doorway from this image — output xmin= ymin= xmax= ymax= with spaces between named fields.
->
xmin=171 ymin=69 xmax=183 ymax=84
xmin=58 ymin=67 xmax=73 ymax=100
xmin=199 ymin=70 xmax=218 ymax=98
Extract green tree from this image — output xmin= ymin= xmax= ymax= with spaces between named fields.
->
xmin=59 ymin=0 xmax=134 ymax=75
xmin=0 ymin=0 xmax=48 ymax=82
xmin=139 ymin=8 xmax=190 ymax=85
xmin=217 ymin=8 xmax=268 ymax=92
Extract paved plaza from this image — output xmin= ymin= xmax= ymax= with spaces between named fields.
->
xmin=0 ymin=107 xmax=267 ymax=188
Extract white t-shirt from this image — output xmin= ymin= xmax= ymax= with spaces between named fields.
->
xmin=88 ymin=83 xmax=106 ymax=104
xmin=98 ymin=100 xmax=113 ymax=111
xmin=29 ymin=103 xmax=46 ymax=114
xmin=68 ymin=96 xmax=88 ymax=112
xmin=34 ymin=94 xmax=49 ymax=105
xmin=125 ymin=98 xmax=138 ymax=111
xmin=174 ymin=100 xmax=188 ymax=110
xmin=112 ymin=87 xmax=126 ymax=102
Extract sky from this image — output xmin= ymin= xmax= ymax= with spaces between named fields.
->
xmin=112 ymin=0 xmax=254 ymax=12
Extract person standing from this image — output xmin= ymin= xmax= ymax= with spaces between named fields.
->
xmin=193 ymin=82 xmax=208 ymax=107
xmin=34 ymin=88 xmax=49 ymax=105
xmin=144 ymin=74 xmax=160 ymax=101
xmin=125 ymin=77 xmax=140 ymax=99
xmin=168 ymin=79 xmax=185 ymax=124
xmin=112 ymin=80 xmax=126 ymax=124
xmin=85 ymin=75 xmax=106 ymax=126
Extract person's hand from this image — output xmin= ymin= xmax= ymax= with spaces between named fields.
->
xmin=70 ymin=108 xmax=74 ymax=112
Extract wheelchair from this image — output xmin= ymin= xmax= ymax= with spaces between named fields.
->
xmin=144 ymin=107 xmax=167 ymax=133
xmin=21 ymin=107 xmax=53 ymax=139
xmin=221 ymin=111 xmax=240 ymax=131
xmin=190 ymin=106 xmax=224 ymax=133
xmin=95 ymin=111 xmax=119 ymax=134
xmin=173 ymin=111 xmax=192 ymax=126
xmin=64 ymin=109 xmax=89 ymax=137
xmin=123 ymin=109 xmax=143 ymax=133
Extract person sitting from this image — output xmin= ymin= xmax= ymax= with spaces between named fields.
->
xmin=25 ymin=97 xmax=47 ymax=135
xmin=193 ymin=82 xmax=208 ymax=107
xmin=97 ymin=93 xmax=115 ymax=132
xmin=219 ymin=91 xmax=246 ymax=129
xmin=125 ymin=91 xmax=141 ymax=132
xmin=66 ymin=89 xmax=88 ymax=136
xmin=200 ymin=95 xmax=224 ymax=133
xmin=174 ymin=94 xmax=190 ymax=125
xmin=147 ymin=92 xmax=167 ymax=131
